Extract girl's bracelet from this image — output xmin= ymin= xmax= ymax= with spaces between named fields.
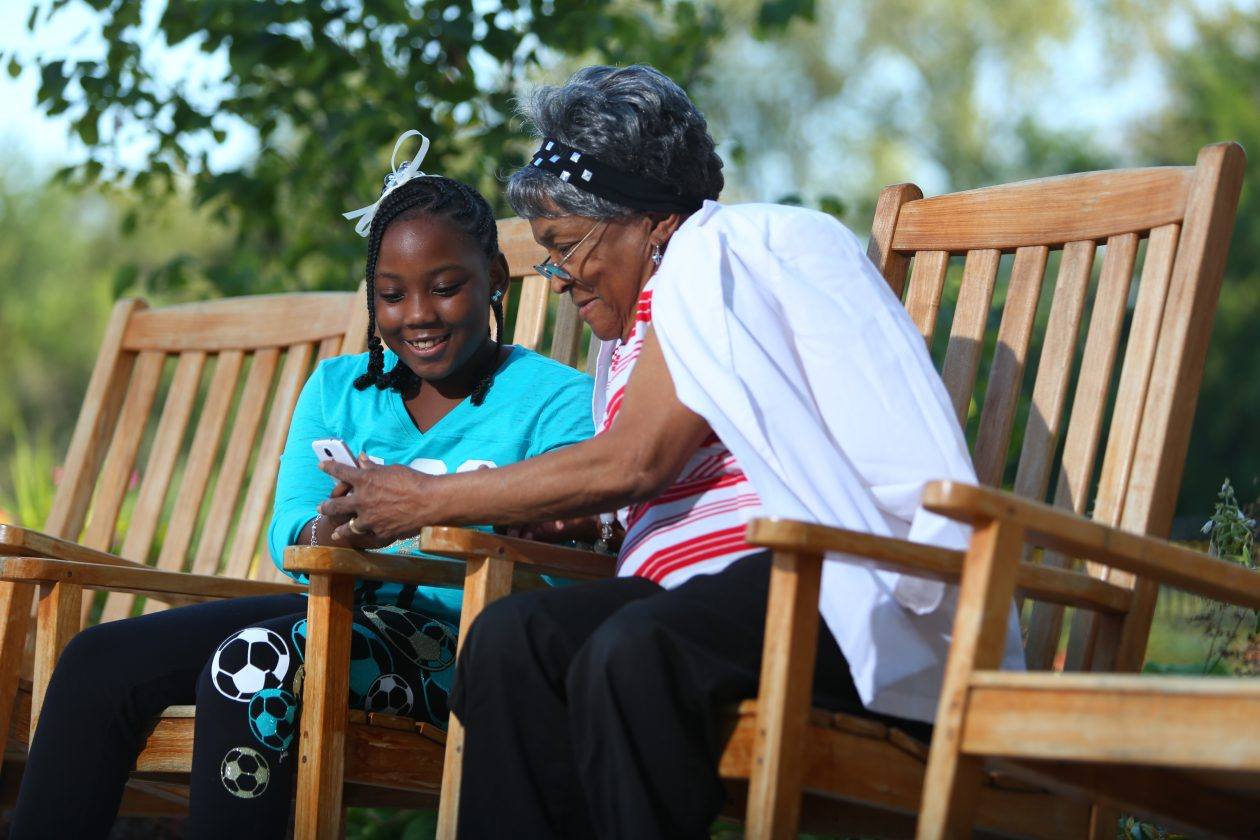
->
xmin=310 ymin=513 xmax=323 ymax=547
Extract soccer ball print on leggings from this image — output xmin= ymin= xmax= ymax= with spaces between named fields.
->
xmin=365 ymin=673 xmax=414 ymax=716
xmin=360 ymin=605 xmax=456 ymax=671
xmin=291 ymin=618 xmax=395 ymax=709
xmin=360 ymin=606 xmax=458 ymax=726
xmin=221 ymin=746 xmax=271 ymax=799
xmin=210 ymin=627 xmax=290 ymax=702
xmin=247 ymin=688 xmax=299 ymax=752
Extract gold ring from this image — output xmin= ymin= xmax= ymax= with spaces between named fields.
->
xmin=347 ymin=518 xmax=367 ymax=535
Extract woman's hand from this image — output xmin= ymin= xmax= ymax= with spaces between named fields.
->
xmin=317 ymin=456 xmax=434 ymax=544
xmin=315 ymin=479 xmax=392 ymax=550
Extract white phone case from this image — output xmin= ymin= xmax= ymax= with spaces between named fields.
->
xmin=311 ymin=438 xmax=359 ymax=467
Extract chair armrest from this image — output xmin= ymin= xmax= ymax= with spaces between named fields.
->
xmin=284 ymin=545 xmax=467 ymax=586
xmin=923 ymin=480 xmax=1260 ymax=610
xmin=0 ymin=556 xmax=304 ymax=600
xmin=0 ymin=524 xmax=145 ymax=569
xmin=746 ymin=517 xmax=1133 ymax=614
xmin=284 ymin=528 xmax=616 ymax=584
xmin=419 ymin=527 xmax=616 ymax=579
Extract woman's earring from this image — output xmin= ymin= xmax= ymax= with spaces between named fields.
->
xmin=651 ymin=243 xmax=663 ymax=268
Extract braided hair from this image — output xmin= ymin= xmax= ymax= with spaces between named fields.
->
xmin=353 ymin=176 xmax=506 ymax=405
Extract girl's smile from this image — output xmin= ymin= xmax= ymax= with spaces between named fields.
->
xmin=373 ymin=215 xmax=506 ymax=392
xmin=401 ymin=333 xmax=450 ymax=358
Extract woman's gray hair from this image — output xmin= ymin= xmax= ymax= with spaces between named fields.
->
xmin=506 ymin=65 xmax=724 ymax=220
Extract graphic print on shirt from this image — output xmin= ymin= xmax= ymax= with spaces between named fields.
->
xmin=599 ymin=281 xmax=762 ymax=588
xmin=408 ymin=457 xmax=499 ymax=475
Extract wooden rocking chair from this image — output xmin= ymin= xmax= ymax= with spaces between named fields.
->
xmin=740 ymin=140 xmax=1248 ymax=839
xmin=0 ymin=218 xmax=594 ymax=821
xmin=907 ymin=146 xmax=1258 ymax=835
xmin=284 ymin=142 xmax=1247 ymax=839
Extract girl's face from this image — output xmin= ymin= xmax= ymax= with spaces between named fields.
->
xmin=373 ymin=215 xmax=508 ymax=384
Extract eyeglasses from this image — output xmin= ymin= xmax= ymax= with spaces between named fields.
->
xmin=534 ymin=221 xmax=604 ymax=282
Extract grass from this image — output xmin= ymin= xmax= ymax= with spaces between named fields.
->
xmin=1145 ymin=612 xmax=1218 ymax=669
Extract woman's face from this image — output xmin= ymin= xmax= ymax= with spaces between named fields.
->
xmin=373 ymin=215 xmax=507 ymax=384
xmin=528 ymin=215 xmax=657 ymax=342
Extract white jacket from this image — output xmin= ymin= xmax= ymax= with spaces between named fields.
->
xmin=649 ymin=200 xmax=1024 ymax=722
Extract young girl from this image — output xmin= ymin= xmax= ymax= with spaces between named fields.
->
xmin=11 ymin=149 xmax=593 ymax=839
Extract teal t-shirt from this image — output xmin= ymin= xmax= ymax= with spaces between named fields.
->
xmin=268 ymin=345 xmax=594 ymax=623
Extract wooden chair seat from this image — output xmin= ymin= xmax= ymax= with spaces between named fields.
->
xmin=718 ymin=702 xmax=1091 ymax=839
xmin=4 ymin=680 xmax=451 ymax=807
xmin=938 ymin=672 xmax=1260 ymax=838
xmin=131 ymin=706 xmax=449 ymax=788
xmin=4 ymin=668 xmax=1098 ymax=838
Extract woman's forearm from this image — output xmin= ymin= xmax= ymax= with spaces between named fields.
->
xmin=425 ymin=428 xmax=660 ymax=526
xmin=321 ymin=331 xmax=711 ymax=542
xmin=420 ymin=333 xmax=710 ymax=528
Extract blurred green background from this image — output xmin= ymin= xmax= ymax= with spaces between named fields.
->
xmin=1 ymin=0 xmax=1256 ymax=529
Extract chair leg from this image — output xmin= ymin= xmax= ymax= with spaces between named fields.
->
xmin=294 ymin=574 xmax=355 ymax=840
xmin=917 ymin=519 xmax=1024 ymax=840
xmin=30 ymin=581 xmax=82 ymax=743
xmin=744 ymin=549 xmax=824 ymax=840
xmin=0 ymin=581 xmax=35 ymax=760
xmin=1088 ymin=803 xmax=1121 ymax=839
xmin=435 ymin=555 xmax=513 ymax=840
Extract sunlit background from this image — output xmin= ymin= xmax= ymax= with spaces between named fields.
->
xmin=0 ymin=0 xmax=1256 ymax=540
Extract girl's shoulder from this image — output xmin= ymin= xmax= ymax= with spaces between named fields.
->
xmin=305 ymin=351 xmax=373 ymax=396
xmin=483 ymin=346 xmax=593 ymax=414
xmin=314 ymin=351 xmax=373 ymax=379
xmin=495 ymin=345 xmax=592 ymax=392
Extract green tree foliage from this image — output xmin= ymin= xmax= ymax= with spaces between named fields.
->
xmin=24 ymin=0 xmax=734 ymax=295
xmin=698 ymin=0 xmax=1179 ymax=222
xmin=9 ymin=0 xmax=1256 ymax=523
xmin=0 ymin=161 xmax=233 ymax=519
xmin=1139 ymin=6 xmax=1260 ymax=510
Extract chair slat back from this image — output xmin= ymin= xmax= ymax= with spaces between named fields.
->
xmin=47 ymin=295 xmax=360 ymax=625
xmin=497 ymin=217 xmax=594 ymax=371
xmin=867 ymin=142 xmax=1246 ymax=674
xmin=44 ymin=218 xmax=585 ymax=626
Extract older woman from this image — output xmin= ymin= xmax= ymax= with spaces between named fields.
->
xmin=320 ymin=64 xmax=1023 ymax=838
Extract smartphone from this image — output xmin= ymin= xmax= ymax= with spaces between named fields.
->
xmin=311 ymin=438 xmax=359 ymax=467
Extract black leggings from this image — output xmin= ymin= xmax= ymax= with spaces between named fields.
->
xmin=10 ymin=593 xmax=457 ymax=839
xmin=450 ymin=551 xmax=932 ymax=840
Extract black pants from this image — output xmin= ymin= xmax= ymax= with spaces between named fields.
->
xmin=450 ymin=552 xmax=929 ymax=839
xmin=11 ymin=593 xmax=456 ymax=839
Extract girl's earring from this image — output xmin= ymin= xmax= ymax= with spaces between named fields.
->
xmin=650 ymin=243 xmax=663 ymax=268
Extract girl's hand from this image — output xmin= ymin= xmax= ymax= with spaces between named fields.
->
xmin=318 ymin=456 xmax=435 ymax=544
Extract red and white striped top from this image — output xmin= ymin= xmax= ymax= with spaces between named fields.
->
xmin=596 ymin=279 xmax=763 ymax=588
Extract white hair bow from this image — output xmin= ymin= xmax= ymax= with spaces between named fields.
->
xmin=343 ymin=130 xmax=432 ymax=237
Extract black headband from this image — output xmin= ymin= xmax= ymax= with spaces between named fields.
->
xmin=529 ymin=137 xmax=703 ymax=214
